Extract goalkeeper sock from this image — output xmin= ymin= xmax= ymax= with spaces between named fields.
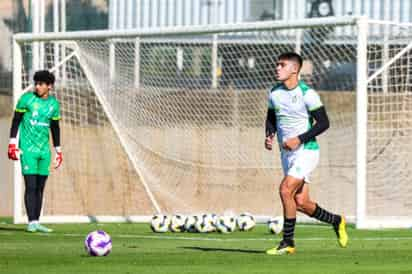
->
xmin=311 ymin=204 xmax=341 ymax=226
xmin=282 ymin=217 xmax=296 ymax=246
xmin=24 ymin=175 xmax=38 ymax=222
xmin=35 ymin=175 xmax=48 ymax=221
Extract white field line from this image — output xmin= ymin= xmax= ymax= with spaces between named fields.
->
xmin=6 ymin=232 xmax=412 ymax=242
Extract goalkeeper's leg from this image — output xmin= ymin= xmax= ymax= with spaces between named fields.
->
xmin=295 ymin=184 xmax=348 ymax=248
xmin=34 ymin=175 xmax=52 ymax=233
xmin=23 ymin=175 xmax=39 ymax=232
xmin=34 ymin=175 xmax=47 ymax=220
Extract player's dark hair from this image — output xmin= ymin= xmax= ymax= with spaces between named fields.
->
xmin=277 ymin=52 xmax=303 ymax=70
xmin=33 ymin=70 xmax=55 ymax=85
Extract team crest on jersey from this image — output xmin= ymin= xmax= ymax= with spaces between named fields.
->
xmin=291 ymin=95 xmax=298 ymax=103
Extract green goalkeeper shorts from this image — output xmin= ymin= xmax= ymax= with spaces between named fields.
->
xmin=20 ymin=150 xmax=51 ymax=176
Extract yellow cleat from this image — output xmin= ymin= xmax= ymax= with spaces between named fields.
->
xmin=266 ymin=241 xmax=296 ymax=255
xmin=334 ymin=216 xmax=348 ymax=248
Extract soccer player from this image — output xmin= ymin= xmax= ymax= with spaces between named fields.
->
xmin=8 ymin=70 xmax=62 ymax=233
xmin=264 ymin=52 xmax=348 ymax=255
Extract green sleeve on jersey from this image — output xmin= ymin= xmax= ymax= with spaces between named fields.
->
xmin=308 ymin=105 xmax=323 ymax=112
xmin=268 ymin=83 xmax=283 ymax=110
xmin=51 ymin=99 xmax=61 ymax=120
xmin=301 ymin=82 xmax=323 ymax=111
xmin=298 ymin=81 xmax=310 ymax=95
xmin=15 ymin=92 xmax=32 ymax=113
xmin=268 ymin=99 xmax=275 ymax=110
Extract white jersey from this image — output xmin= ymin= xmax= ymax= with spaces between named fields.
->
xmin=267 ymin=81 xmax=323 ymax=151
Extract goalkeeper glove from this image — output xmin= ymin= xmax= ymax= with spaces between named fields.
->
xmin=54 ymin=147 xmax=63 ymax=169
xmin=8 ymin=138 xmax=20 ymax=160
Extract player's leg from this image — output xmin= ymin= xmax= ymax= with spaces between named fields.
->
xmin=280 ymin=175 xmax=305 ymax=244
xmin=266 ymin=175 xmax=303 ymax=255
xmin=35 ymin=154 xmax=53 ymax=233
xmin=294 ymin=183 xmax=316 ymax=215
xmin=21 ymin=152 xmax=40 ymax=232
xmin=295 ymin=183 xmax=341 ymax=225
xmin=294 ymin=182 xmax=348 ymax=247
xmin=23 ymin=175 xmax=39 ymax=232
xmin=34 ymin=175 xmax=47 ymax=220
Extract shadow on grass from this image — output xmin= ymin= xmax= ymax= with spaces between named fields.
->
xmin=0 ymin=226 xmax=26 ymax=232
xmin=180 ymin=246 xmax=264 ymax=254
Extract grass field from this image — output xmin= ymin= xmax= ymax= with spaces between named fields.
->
xmin=1 ymin=217 xmax=412 ymax=274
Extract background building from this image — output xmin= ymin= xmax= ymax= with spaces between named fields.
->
xmin=109 ymin=0 xmax=412 ymax=31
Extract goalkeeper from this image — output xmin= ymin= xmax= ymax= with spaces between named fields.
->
xmin=264 ymin=52 xmax=348 ymax=255
xmin=8 ymin=70 xmax=62 ymax=233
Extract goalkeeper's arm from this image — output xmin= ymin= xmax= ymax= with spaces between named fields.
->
xmin=50 ymin=120 xmax=62 ymax=169
xmin=265 ymin=108 xmax=277 ymax=150
xmin=8 ymin=111 xmax=24 ymax=160
xmin=298 ymin=106 xmax=330 ymax=144
xmin=9 ymin=111 xmax=23 ymax=139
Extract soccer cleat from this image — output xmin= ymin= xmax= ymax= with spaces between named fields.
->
xmin=334 ymin=216 xmax=348 ymax=248
xmin=26 ymin=223 xmax=37 ymax=233
xmin=36 ymin=224 xmax=53 ymax=233
xmin=266 ymin=240 xmax=296 ymax=255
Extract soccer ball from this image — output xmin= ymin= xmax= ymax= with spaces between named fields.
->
xmin=184 ymin=215 xmax=200 ymax=233
xmin=210 ymin=213 xmax=218 ymax=227
xmin=236 ymin=213 xmax=256 ymax=231
xmin=169 ymin=214 xmax=186 ymax=232
xmin=195 ymin=214 xmax=216 ymax=233
xmin=268 ymin=216 xmax=283 ymax=234
xmin=216 ymin=215 xmax=236 ymax=233
xmin=150 ymin=214 xmax=171 ymax=233
xmin=84 ymin=230 xmax=112 ymax=256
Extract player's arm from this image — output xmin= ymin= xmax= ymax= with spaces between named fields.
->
xmin=265 ymin=108 xmax=277 ymax=150
xmin=297 ymin=106 xmax=330 ymax=144
xmin=283 ymin=89 xmax=328 ymax=151
xmin=9 ymin=93 xmax=29 ymax=160
xmin=10 ymin=111 xmax=23 ymax=138
xmin=50 ymin=119 xmax=62 ymax=169
xmin=8 ymin=111 xmax=24 ymax=160
xmin=50 ymin=99 xmax=62 ymax=169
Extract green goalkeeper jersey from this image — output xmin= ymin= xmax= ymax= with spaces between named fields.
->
xmin=15 ymin=92 xmax=61 ymax=153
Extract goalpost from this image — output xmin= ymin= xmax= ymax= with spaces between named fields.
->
xmin=12 ymin=16 xmax=412 ymax=228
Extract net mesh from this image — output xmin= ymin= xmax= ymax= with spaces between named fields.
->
xmin=14 ymin=20 xmax=412 ymax=223
xmin=366 ymin=23 xmax=412 ymax=218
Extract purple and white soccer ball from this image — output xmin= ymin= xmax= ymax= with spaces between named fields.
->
xmin=84 ymin=230 xmax=112 ymax=256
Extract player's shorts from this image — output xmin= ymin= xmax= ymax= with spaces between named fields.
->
xmin=20 ymin=150 xmax=51 ymax=176
xmin=281 ymin=148 xmax=319 ymax=183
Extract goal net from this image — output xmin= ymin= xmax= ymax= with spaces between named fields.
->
xmin=12 ymin=17 xmax=412 ymax=228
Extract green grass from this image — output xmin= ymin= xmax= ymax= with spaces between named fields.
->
xmin=1 ymin=217 xmax=412 ymax=274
